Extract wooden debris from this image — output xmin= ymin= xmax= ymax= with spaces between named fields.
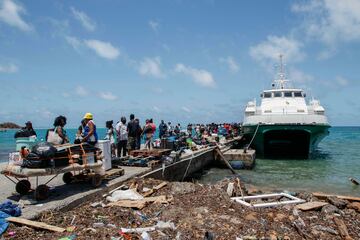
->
xmin=296 ymin=201 xmax=328 ymax=211
xmin=347 ymin=202 xmax=360 ymax=212
xmin=129 ymin=182 xmax=138 ymax=190
xmin=236 ymin=178 xmax=245 ymax=199
xmin=214 ymin=148 xmax=236 ymax=174
xmin=107 ymin=200 xmax=147 ymax=209
xmin=153 ymin=182 xmax=167 ymax=190
xmin=7 ymin=217 xmax=66 ymax=233
xmin=313 ymin=192 xmax=360 ymax=202
xmin=142 ymin=189 xmax=155 ymax=197
xmin=107 ymin=195 xmax=173 ymax=209
xmin=293 ymin=221 xmax=311 ymax=239
xmin=142 ymin=182 xmax=167 ymax=197
xmin=333 ymin=218 xmax=353 ymax=240
xmin=226 ymin=182 xmax=234 ymax=197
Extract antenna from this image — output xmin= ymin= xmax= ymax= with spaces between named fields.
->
xmin=273 ymin=54 xmax=290 ymax=89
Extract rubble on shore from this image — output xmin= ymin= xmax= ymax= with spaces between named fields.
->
xmin=3 ymin=178 xmax=360 ymax=240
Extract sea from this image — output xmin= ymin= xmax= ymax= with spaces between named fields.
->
xmin=1 ymin=127 xmax=359 ymax=196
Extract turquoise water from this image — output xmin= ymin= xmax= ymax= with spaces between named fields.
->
xmin=0 ymin=128 xmax=108 ymax=162
xmin=200 ymin=127 xmax=360 ymax=197
xmin=1 ymin=127 xmax=359 ymax=196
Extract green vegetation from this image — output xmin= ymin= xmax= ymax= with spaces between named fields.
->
xmin=0 ymin=122 xmax=21 ymax=129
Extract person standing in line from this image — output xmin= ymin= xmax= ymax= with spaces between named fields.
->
xmin=24 ymin=121 xmax=37 ymax=137
xmin=82 ymin=113 xmax=98 ymax=146
xmin=127 ymin=114 xmax=140 ymax=154
xmin=115 ymin=117 xmax=128 ymax=157
xmin=142 ymin=119 xmax=153 ymax=150
xmin=159 ymin=120 xmax=167 ymax=139
xmin=135 ymin=118 xmax=142 ymax=150
xmin=53 ymin=115 xmax=69 ymax=144
xmin=105 ymin=120 xmax=116 ymax=157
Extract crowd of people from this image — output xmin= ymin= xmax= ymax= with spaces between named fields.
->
xmin=16 ymin=113 xmax=241 ymax=158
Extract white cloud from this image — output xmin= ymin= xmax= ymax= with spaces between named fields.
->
xmin=0 ymin=63 xmax=18 ymax=73
xmin=62 ymin=92 xmax=70 ymax=98
xmin=99 ymin=91 xmax=117 ymax=101
xmin=76 ymin=86 xmax=88 ymax=96
xmin=288 ymin=68 xmax=314 ymax=84
xmin=249 ymin=35 xmax=305 ymax=64
xmin=220 ymin=56 xmax=239 ymax=73
xmin=335 ymin=76 xmax=349 ymax=87
xmin=0 ymin=0 xmax=32 ymax=32
xmin=70 ymin=7 xmax=96 ymax=32
xmin=181 ymin=106 xmax=191 ymax=113
xmin=148 ymin=20 xmax=159 ymax=32
xmin=138 ymin=57 xmax=164 ymax=78
xmin=292 ymin=0 xmax=360 ymax=46
xmin=175 ymin=63 xmax=216 ymax=88
xmin=84 ymin=39 xmax=120 ymax=60
xmin=65 ymin=36 xmax=81 ymax=50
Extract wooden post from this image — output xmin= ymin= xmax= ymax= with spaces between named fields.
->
xmin=215 ymin=148 xmax=236 ymax=174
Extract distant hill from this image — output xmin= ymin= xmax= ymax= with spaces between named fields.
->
xmin=0 ymin=122 xmax=21 ymax=129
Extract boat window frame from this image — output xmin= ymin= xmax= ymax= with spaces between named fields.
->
xmin=263 ymin=92 xmax=272 ymax=98
xmin=294 ymin=91 xmax=302 ymax=97
xmin=284 ymin=91 xmax=293 ymax=97
xmin=274 ymin=92 xmax=282 ymax=98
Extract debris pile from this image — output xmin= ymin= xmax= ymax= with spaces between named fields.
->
xmin=3 ymin=178 xmax=360 ymax=240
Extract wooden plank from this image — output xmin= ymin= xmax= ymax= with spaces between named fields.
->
xmin=7 ymin=217 xmax=66 ymax=233
xmin=334 ymin=218 xmax=352 ymax=240
xmin=142 ymin=189 xmax=154 ymax=197
xmin=107 ymin=200 xmax=147 ymax=209
xmin=142 ymin=182 xmax=167 ymax=197
xmin=313 ymin=192 xmax=360 ymax=202
xmin=215 ymin=148 xmax=236 ymax=174
xmin=107 ymin=195 xmax=172 ymax=209
xmin=296 ymin=201 xmax=328 ymax=211
xmin=153 ymin=182 xmax=167 ymax=190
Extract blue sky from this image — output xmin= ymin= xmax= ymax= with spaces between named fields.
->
xmin=0 ymin=0 xmax=359 ymax=128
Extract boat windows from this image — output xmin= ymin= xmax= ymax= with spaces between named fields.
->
xmin=294 ymin=92 xmax=302 ymax=97
xmin=263 ymin=92 xmax=272 ymax=98
xmin=284 ymin=92 xmax=292 ymax=97
xmin=274 ymin=92 xmax=282 ymax=97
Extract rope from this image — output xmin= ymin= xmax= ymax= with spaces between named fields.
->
xmin=182 ymin=152 xmax=195 ymax=181
xmin=246 ymin=123 xmax=261 ymax=151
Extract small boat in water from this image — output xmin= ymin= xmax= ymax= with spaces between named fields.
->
xmin=242 ymin=55 xmax=330 ymax=158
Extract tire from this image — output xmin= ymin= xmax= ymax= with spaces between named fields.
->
xmin=62 ymin=172 xmax=74 ymax=184
xmin=91 ymin=174 xmax=102 ymax=188
xmin=15 ymin=180 xmax=31 ymax=195
xmin=34 ymin=185 xmax=49 ymax=201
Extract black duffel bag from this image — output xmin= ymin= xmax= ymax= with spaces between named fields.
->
xmin=22 ymin=153 xmax=50 ymax=168
xmin=32 ymin=142 xmax=57 ymax=159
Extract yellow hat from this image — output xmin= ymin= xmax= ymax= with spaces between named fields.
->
xmin=83 ymin=112 xmax=93 ymax=120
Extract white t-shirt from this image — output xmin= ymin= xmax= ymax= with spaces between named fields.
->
xmin=115 ymin=122 xmax=128 ymax=141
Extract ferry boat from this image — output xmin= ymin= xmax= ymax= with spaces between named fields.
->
xmin=242 ymin=55 xmax=330 ymax=158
